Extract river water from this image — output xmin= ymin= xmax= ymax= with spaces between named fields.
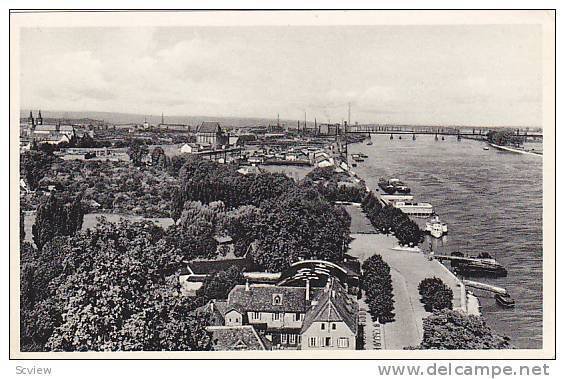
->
xmin=349 ymin=135 xmax=543 ymax=349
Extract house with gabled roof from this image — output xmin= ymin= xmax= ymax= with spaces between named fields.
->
xmin=300 ymin=278 xmax=358 ymax=350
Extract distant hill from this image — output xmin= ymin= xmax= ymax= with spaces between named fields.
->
xmin=20 ymin=109 xmax=306 ymax=129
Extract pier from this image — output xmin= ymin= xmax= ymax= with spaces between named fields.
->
xmin=462 ymin=280 xmax=508 ymax=296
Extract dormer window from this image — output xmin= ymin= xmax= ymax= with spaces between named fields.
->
xmin=272 ymin=294 xmax=283 ymax=305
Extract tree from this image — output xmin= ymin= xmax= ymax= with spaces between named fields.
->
xmin=418 ymin=277 xmax=453 ymax=312
xmin=196 ymin=266 xmax=243 ymax=301
xmin=251 ymin=187 xmax=352 ymax=272
xmin=167 ymin=201 xmax=224 ymax=260
xmin=43 ymin=220 xmax=212 ymax=351
xmin=361 ymin=254 xmax=395 ymax=323
xmin=394 ymin=219 xmax=424 ymax=247
xmin=128 ymin=140 xmax=149 ymax=167
xmin=151 ymin=147 xmax=168 ymax=167
xmin=223 ymin=205 xmax=263 ymax=257
xmin=417 ymin=309 xmax=512 ymax=350
xmin=32 ymin=195 xmax=84 ymax=250
xmin=20 ymin=150 xmax=58 ymax=190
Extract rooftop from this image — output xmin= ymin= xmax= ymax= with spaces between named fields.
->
xmin=301 ymin=278 xmax=358 ymax=334
xmin=228 ymin=284 xmax=317 ymax=313
xmin=197 ymin=121 xmax=222 ymax=134
xmin=206 ymin=325 xmax=271 ymax=351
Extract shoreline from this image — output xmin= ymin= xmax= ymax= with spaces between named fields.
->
xmin=489 ymin=142 xmax=542 ymax=157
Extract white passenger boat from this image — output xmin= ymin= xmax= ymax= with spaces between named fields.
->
xmin=425 ymin=215 xmax=448 ymax=238
xmin=393 ymin=201 xmax=433 ymax=217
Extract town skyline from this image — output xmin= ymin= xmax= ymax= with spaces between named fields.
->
xmin=18 ymin=108 xmax=543 ymax=129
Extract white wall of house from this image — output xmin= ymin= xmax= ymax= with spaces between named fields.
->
xmin=246 ymin=311 xmax=305 ymax=329
xmin=300 ymin=321 xmax=355 ymax=350
xmin=224 ymin=310 xmax=244 ymax=326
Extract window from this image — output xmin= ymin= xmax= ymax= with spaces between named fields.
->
xmin=289 ymin=334 xmax=296 ymax=345
xmin=332 ymin=323 xmax=337 ymax=330
xmin=319 ymin=337 xmax=326 ymax=347
xmin=325 ymin=337 xmax=332 ymax=347
xmin=321 ymin=323 xmax=325 ymax=330
xmin=273 ymin=312 xmax=282 ymax=321
xmin=252 ymin=312 xmax=260 ymax=320
xmin=309 ymin=337 xmax=317 ymax=347
xmin=272 ymin=294 xmax=283 ymax=305
xmin=338 ymin=337 xmax=349 ymax=348
xmin=295 ymin=312 xmax=301 ymax=321
xmin=281 ymin=334 xmax=287 ymax=344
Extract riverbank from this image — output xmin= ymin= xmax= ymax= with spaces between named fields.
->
xmin=489 ymin=142 xmax=542 ymax=157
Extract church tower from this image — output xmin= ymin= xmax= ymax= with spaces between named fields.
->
xmin=37 ymin=110 xmax=43 ymax=126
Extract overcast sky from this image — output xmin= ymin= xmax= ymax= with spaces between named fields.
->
xmin=19 ymin=25 xmax=542 ymax=126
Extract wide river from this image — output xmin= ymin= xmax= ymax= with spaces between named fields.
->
xmin=349 ymin=134 xmax=543 ymax=349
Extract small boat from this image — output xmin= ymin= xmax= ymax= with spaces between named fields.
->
xmin=367 ymin=141 xmax=373 ymax=146
xmin=483 ymin=146 xmax=490 ymax=150
xmin=351 ymin=163 xmax=357 ymax=167
xmin=359 ymin=153 xmax=368 ymax=158
xmin=495 ymin=293 xmax=516 ymax=308
xmin=425 ymin=215 xmax=448 ymax=238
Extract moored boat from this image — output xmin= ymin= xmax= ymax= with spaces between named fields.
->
xmin=495 ymin=293 xmax=516 ymax=308
xmin=393 ymin=201 xmax=434 ymax=217
xmin=425 ymin=215 xmax=448 ymax=238
xmin=454 ymin=253 xmax=508 ymax=277
xmin=378 ymin=177 xmax=411 ymax=194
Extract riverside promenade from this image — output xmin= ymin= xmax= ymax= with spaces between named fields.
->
xmin=344 ymin=203 xmax=465 ymax=350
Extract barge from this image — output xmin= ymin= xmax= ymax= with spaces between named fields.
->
xmin=393 ymin=201 xmax=433 ymax=217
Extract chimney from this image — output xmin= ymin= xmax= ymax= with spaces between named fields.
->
xmin=245 ymin=279 xmax=250 ymax=292
xmin=305 ymin=279 xmax=310 ymax=301
xmin=210 ymin=301 xmax=214 ymax=313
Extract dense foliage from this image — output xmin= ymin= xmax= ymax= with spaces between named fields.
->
xmin=21 ymin=159 xmax=178 ymax=217
xmin=361 ymin=254 xmax=395 ymax=323
xmin=487 ymin=130 xmax=523 ymax=147
xmin=21 ymin=221 xmax=212 ymax=352
xmin=172 ymin=157 xmax=352 ymax=272
xmin=128 ymin=139 xmax=150 ymax=167
xmin=20 ymin=150 xmax=59 ymax=191
xmin=172 ymin=156 xmax=294 ymax=215
xmin=250 ymin=187 xmax=352 ymax=272
xmin=195 ymin=266 xmax=243 ymax=301
xmin=417 ymin=309 xmax=512 ymax=350
xmin=418 ymin=277 xmax=454 ymax=312
xmin=32 ymin=195 xmax=85 ymax=250
xmin=362 ymin=192 xmax=424 ymax=247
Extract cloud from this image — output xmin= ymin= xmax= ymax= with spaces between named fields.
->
xmin=19 ymin=25 xmax=543 ymax=126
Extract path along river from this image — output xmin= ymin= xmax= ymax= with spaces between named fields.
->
xmin=349 ymin=134 xmax=543 ymax=349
